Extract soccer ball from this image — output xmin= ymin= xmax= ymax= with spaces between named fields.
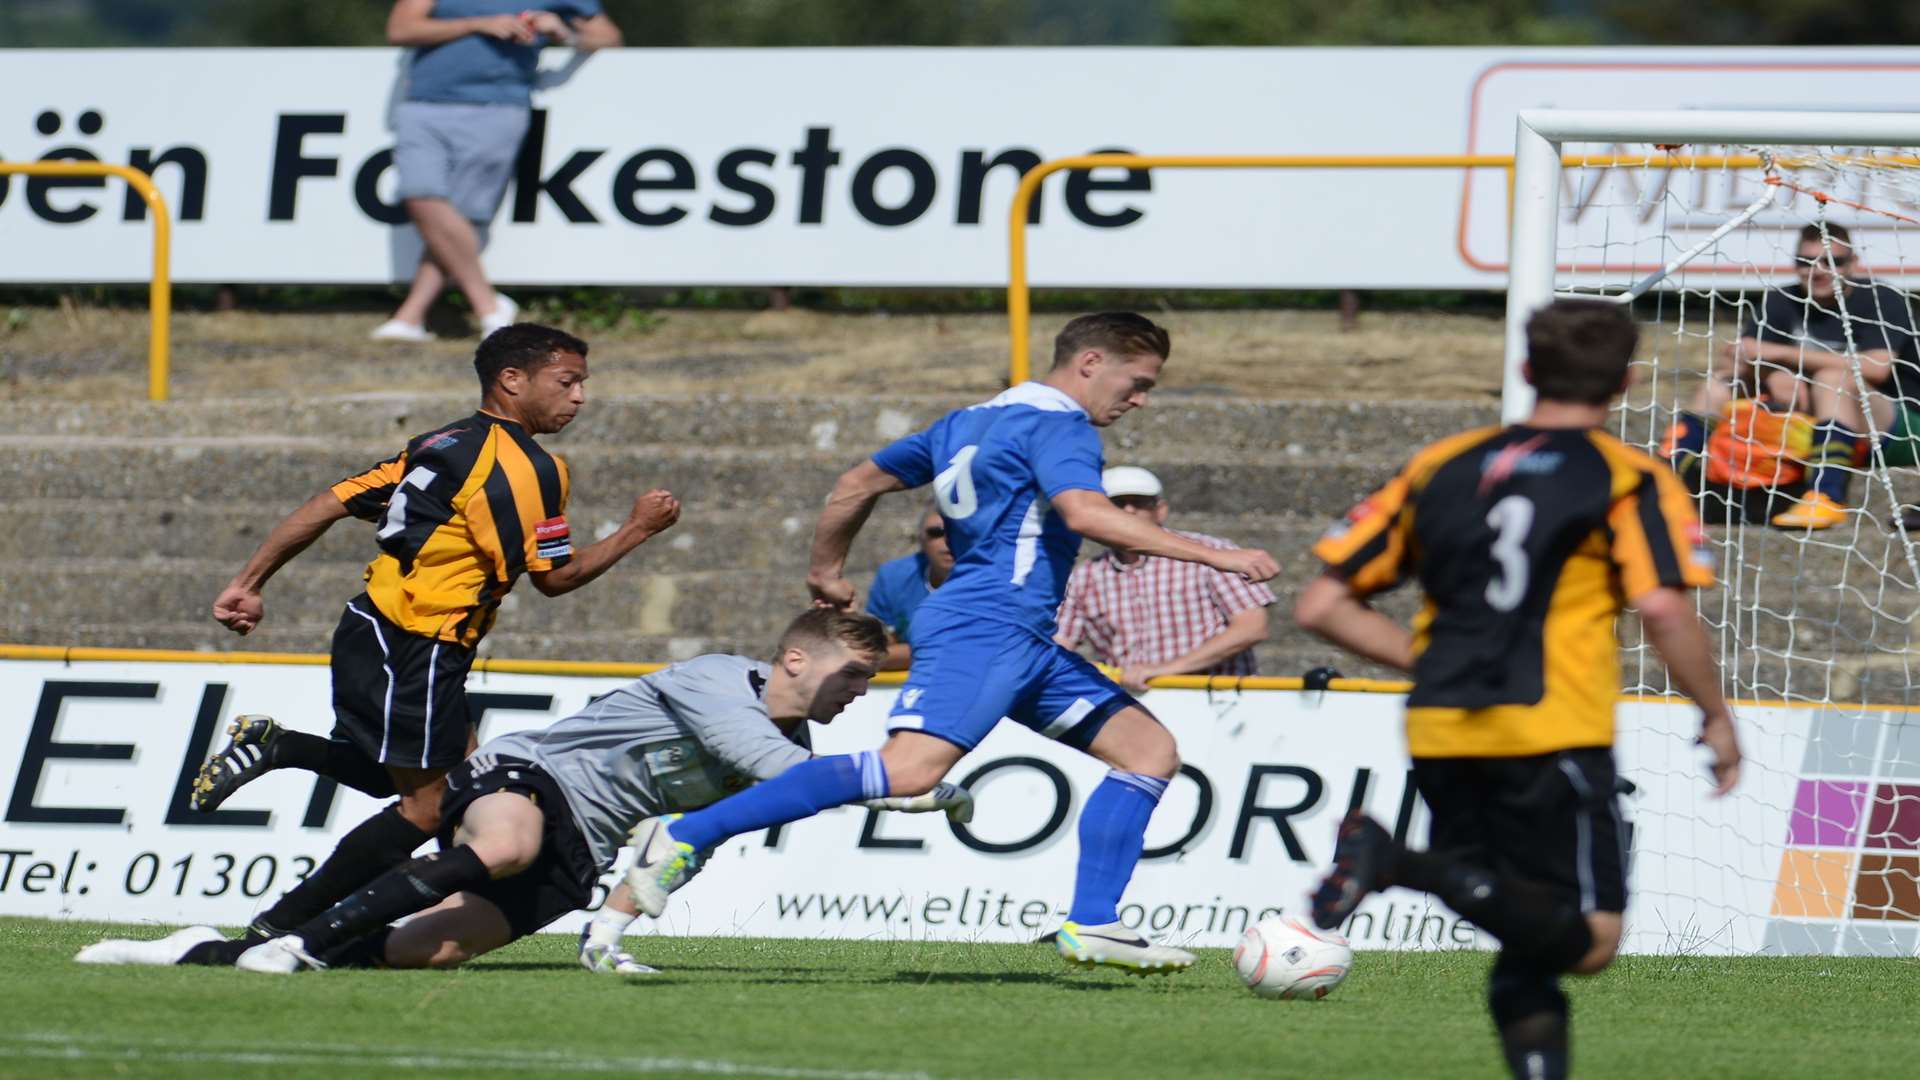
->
xmin=1232 ymin=916 xmax=1352 ymax=1000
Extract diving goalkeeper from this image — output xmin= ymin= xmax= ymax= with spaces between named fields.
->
xmin=77 ymin=609 xmax=972 ymax=974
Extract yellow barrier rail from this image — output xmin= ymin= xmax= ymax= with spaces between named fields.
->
xmin=1004 ymin=153 xmax=1784 ymax=385
xmin=13 ymin=641 xmax=1920 ymax=709
xmin=0 ymin=161 xmax=172 ymax=401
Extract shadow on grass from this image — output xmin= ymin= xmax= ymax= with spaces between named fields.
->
xmin=464 ymin=961 xmax=591 ymax=972
xmin=886 ymin=970 xmax=1130 ymax=990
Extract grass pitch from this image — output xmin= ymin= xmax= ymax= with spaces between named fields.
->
xmin=4 ymin=917 xmax=1914 ymax=1079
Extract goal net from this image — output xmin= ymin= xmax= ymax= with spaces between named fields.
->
xmin=1508 ymin=111 xmax=1920 ymax=957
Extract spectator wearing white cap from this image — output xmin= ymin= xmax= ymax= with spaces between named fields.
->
xmin=1055 ymin=466 xmax=1276 ymax=691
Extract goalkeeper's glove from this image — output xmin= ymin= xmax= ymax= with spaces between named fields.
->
xmin=862 ymin=781 xmax=974 ymax=823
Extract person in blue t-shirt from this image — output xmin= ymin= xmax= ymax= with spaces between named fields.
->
xmin=372 ymin=1 xmax=622 ymax=344
xmin=622 ymin=313 xmax=1280 ymax=976
xmin=866 ymin=505 xmax=954 ymax=670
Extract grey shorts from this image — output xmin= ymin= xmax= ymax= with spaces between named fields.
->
xmin=393 ymin=101 xmax=530 ymax=224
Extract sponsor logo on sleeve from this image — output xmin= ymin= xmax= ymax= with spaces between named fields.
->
xmin=420 ymin=426 xmax=468 ymax=451
xmin=535 ymin=516 xmax=572 ymax=560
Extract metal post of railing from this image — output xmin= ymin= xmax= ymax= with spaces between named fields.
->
xmin=0 ymin=161 xmax=172 ymax=401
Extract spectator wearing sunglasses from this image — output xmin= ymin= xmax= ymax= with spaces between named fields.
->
xmin=1055 ymin=466 xmax=1276 ymax=692
xmin=865 ymin=506 xmax=954 ymax=670
xmin=1669 ymin=223 xmax=1920 ymax=530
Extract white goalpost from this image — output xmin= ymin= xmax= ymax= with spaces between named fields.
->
xmin=1505 ymin=110 xmax=1920 ymax=957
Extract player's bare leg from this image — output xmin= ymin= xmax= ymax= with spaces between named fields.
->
xmin=382 ymin=890 xmax=517 ymax=968
xmin=1054 ymin=704 xmax=1194 ymax=976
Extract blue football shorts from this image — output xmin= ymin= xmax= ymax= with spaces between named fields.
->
xmin=886 ymin=608 xmax=1138 ymax=752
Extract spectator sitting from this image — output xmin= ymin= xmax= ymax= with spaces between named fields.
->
xmin=1668 ymin=223 xmax=1920 ymax=529
xmin=372 ymin=1 xmax=622 ymax=343
xmin=865 ymin=506 xmax=953 ymax=671
xmin=1055 ymin=466 xmax=1276 ymax=691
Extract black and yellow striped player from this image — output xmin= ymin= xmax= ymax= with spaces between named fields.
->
xmin=1295 ymin=300 xmax=1742 ymax=1080
xmin=181 ymin=324 xmax=680 ymax=965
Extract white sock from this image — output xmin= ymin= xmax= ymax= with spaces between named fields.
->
xmin=586 ymin=906 xmax=637 ymax=949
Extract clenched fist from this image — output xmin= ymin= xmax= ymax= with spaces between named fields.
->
xmin=628 ymin=489 xmax=681 ymax=538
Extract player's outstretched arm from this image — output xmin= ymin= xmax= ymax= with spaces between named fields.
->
xmin=1633 ymin=586 xmax=1742 ymax=796
xmin=211 ymin=490 xmax=353 ymax=635
xmin=530 ymin=489 xmax=679 ymax=597
xmin=808 ymin=459 xmax=909 ymax=608
xmin=1292 ymin=572 xmax=1415 ymax=673
xmin=1051 ymin=489 xmax=1280 ymax=582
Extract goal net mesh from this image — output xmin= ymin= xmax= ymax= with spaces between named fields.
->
xmin=1553 ymin=143 xmax=1920 ymax=956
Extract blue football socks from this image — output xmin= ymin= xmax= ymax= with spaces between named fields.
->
xmin=669 ymin=751 xmax=889 ymax=853
xmin=1066 ymin=770 xmax=1169 ymax=925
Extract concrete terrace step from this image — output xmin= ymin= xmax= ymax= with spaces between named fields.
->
xmin=0 ymin=440 xmax=1400 ymax=519
xmin=0 ymin=622 xmax=1413 ymax=684
xmin=0 ymin=395 xmax=1500 ymax=460
xmin=2 ymin=500 xmax=1318 ymax=570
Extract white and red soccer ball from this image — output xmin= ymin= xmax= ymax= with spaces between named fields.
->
xmin=1232 ymin=916 xmax=1353 ymax=1000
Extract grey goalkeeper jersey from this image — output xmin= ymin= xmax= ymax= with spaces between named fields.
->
xmin=481 ymin=654 xmax=811 ymax=869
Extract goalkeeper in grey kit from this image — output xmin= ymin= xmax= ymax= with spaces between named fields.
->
xmin=77 ymin=609 xmax=972 ymax=974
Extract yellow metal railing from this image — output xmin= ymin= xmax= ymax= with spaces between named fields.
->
xmin=1004 ymin=153 xmax=1786 ymax=385
xmin=0 ymin=161 xmax=172 ymax=401
xmin=15 ymin=642 xmax=1916 ymax=708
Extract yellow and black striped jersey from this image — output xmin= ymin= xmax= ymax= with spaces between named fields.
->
xmin=1312 ymin=425 xmax=1713 ymax=758
xmin=331 ymin=410 xmax=572 ymax=648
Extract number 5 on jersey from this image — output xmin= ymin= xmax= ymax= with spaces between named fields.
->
xmin=377 ymin=465 xmax=439 ymax=539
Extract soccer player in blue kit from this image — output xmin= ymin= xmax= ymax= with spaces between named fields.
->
xmin=625 ymin=313 xmax=1280 ymax=974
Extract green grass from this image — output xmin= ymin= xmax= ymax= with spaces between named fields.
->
xmin=4 ymin=917 xmax=1915 ymax=1079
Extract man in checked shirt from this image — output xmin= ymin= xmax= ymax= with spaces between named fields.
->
xmin=1055 ymin=466 xmax=1276 ymax=691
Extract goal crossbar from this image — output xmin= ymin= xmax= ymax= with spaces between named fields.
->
xmin=1505 ymin=109 xmax=1920 ymax=421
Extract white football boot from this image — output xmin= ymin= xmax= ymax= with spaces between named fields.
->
xmin=1054 ymin=920 xmax=1196 ymax=977
xmin=577 ymin=921 xmax=658 ymax=974
xmin=234 ymin=934 xmax=325 ymax=974
xmin=75 ymin=925 xmax=225 ymax=966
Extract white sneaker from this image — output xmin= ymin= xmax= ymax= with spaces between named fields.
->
xmin=75 ymin=925 xmax=225 ymax=966
xmin=479 ymin=293 xmax=518 ymax=337
xmin=370 ymin=318 xmax=435 ymax=342
xmin=234 ymin=934 xmax=325 ymax=975
xmin=1054 ymin=920 xmax=1195 ymax=977
xmin=622 ymin=814 xmax=698 ymax=918
xmin=580 ymin=941 xmax=659 ymax=975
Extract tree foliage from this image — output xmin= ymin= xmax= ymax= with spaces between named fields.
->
xmin=1168 ymin=0 xmax=1598 ymax=45
xmin=4 ymin=0 xmax=1909 ymax=47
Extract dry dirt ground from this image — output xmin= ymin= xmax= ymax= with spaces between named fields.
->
xmin=0 ymin=304 xmax=1508 ymax=403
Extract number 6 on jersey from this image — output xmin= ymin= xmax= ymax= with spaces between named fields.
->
xmin=933 ymin=445 xmax=979 ymax=520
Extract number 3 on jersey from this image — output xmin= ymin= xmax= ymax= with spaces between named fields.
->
xmin=934 ymin=445 xmax=979 ymax=520
xmin=1484 ymin=494 xmax=1533 ymax=612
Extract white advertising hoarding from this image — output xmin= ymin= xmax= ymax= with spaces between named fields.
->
xmin=3 ymin=47 xmax=1920 ymax=288
xmin=4 ymin=656 xmax=1896 ymax=956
